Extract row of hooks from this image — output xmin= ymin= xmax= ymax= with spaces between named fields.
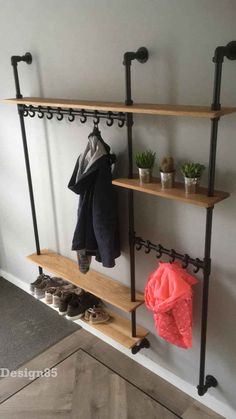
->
xmin=134 ymin=236 xmax=204 ymax=273
xmin=20 ymin=105 xmax=126 ymax=127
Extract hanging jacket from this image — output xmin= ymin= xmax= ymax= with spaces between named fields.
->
xmin=68 ymin=132 xmax=120 ymax=268
xmin=145 ymin=261 xmax=198 ymax=349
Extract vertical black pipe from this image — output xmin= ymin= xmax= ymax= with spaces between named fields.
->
xmin=11 ymin=55 xmax=42 ymax=275
xmin=198 ymin=50 xmax=224 ymax=396
xmin=124 ymin=58 xmax=136 ymax=337
xmin=198 ymin=208 xmax=213 ymax=395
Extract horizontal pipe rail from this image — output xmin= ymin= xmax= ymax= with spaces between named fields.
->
xmin=20 ymin=104 xmax=126 ymax=126
xmin=134 ymin=235 xmax=204 ymax=272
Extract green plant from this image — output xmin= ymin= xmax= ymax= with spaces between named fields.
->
xmin=160 ymin=156 xmax=175 ymax=173
xmin=181 ymin=162 xmax=205 ymax=178
xmin=135 ymin=150 xmax=156 ymax=169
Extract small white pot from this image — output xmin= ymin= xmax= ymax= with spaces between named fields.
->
xmin=138 ymin=168 xmax=152 ymax=184
xmin=184 ymin=177 xmax=200 ymax=194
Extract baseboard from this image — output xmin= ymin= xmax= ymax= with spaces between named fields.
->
xmin=1 ymin=268 xmax=234 ymax=419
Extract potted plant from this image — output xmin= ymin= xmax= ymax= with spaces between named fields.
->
xmin=160 ymin=156 xmax=175 ymax=189
xmin=181 ymin=162 xmax=205 ymax=194
xmin=135 ymin=150 xmax=156 ymax=184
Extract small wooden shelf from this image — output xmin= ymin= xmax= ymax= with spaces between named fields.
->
xmin=112 ymin=178 xmax=230 ymax=208
xmin=79 ymin=310 xmax=149 ymax=349
xmin=4 ymin=97 xmax=236 ymax=118
xmin=27 ymin=249 xmax=144 ymax=313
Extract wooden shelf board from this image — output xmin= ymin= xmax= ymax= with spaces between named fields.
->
xmin=4 ymin=97 xmax=236 ymax=118
xmin=112 ymin=178 xmax=230 ymax=208
xmin=80 ymin=310 xmax=149 ymax=349
xmin=27 ymin=249 xmax=144 ymax=313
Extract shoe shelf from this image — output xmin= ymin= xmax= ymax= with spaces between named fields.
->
xmin=112 ymin=177 xmax=230 ymax=208
xmin=4 ymin=97 xmax=236 ymax=118
xmin=27 ymin=249 xmax=144 ymax=313
xmin=79 ymin=310 xmax=149 ymax=349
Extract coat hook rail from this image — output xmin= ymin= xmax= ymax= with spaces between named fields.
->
xmin=19 ymin=104 xmax=126 ymax=127
xmin=134 ymin=235 xmax=204 ymax=272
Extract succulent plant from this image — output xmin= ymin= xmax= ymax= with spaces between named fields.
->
xmin=181 ymin=162 xmax=205 ymax=178
xmin=135 ymin=150 xmax=156 ymax=169
xmin=160 ymin=157 xmax=175 ymax=173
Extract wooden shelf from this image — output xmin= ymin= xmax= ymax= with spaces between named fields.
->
xmin=27 ymin=249 xmax=144 ymax=313
xmin=4 ymin=97 xmax=236 ymax=118
xmin=112 ymin=178 xmax=230 ymax=208
xmin=80 ymin=310 xmax=149 ymax=349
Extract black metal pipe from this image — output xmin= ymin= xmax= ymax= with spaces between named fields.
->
xmin=11 ymin=54 xmax=42 ymax=275
xmin=211 ymin=61 xmax=223 ymax=111
xmin=124 ymin=52 xmax=135 ymax=337
xmin=20 ymin=105 xmax=126 ymax=122
xmin=198 ymin=208 xmax=213 ymax=396
xmin=208 ymin=118 xmax=219 ymax=196
xmin=196 ymin=43 xmax=229 ymax=395
xmin=131 ymin=311 xmax=136 ymax=338
xmin=134 ymin=236 xmax=204 ymax=271
xmin=125 ymin=63 xmax=133 ymax=106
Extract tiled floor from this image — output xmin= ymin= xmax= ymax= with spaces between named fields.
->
xmin=0 ymin=330 xmax=224 ymax=419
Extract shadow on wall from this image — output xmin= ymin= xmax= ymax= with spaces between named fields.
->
xmin=34 ymin=54 xmax=60 ymax=253
xmin=206 ymin=265 xmax=236 ymax=409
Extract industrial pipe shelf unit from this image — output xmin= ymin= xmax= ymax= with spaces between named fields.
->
xmin=6 ymin=41 xmax=236 ymax=395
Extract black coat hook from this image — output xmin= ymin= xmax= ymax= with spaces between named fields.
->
xmin=145 ymin=240 xmax=151 ymax=254
xmin=37 ymin=106 xmax=44 ymax=119
xmin=135 ymin=237 xmax=142 ymax=251
xmin=106 ymin=111 xmax=114 ymax=127
xmin=80 ymin=109 xmax=87 ymax=123
xmin=68 ymin=108 xmax=75 ymax=122
xmin=46 ymin=107 xmax=53 ymax=120
xmin=118 ymin=113 xmax=125 ymax=127
xmin=28 ymin=105 xmax=35 ymax=118
xmin=169 ymin=249 xmax=176 ymax=263
xmin=182 ymin=254 xmax=190 ymax=269
xmin=93 ymin=111 xmax=100 ymax=125
xmin=156 ymin=244 xmax=163 ymax=259
xmin=56 ymin=107 xmax=63 ymax=121
xmin=193 ymin=258 xmax=201 ymax=273
xmin=23 ymin=107 xmax=28 ymax=117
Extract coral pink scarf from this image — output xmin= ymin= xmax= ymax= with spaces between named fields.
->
xmin=145 ymin=262 xmax=198 ymax=349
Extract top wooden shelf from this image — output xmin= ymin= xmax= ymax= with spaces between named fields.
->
xmin=112 ymin=177 xmax=230 ymax=208
xmin=4 ymin=97 xmax=236 ymax=118
xmin=27 ymin=249 xmax=144 ymax=313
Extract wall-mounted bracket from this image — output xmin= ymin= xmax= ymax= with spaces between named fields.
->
xmin=123 ymin=47 xmax=149 ymax=65
xmin=197 ymin=375 xmax=218 ymax=396
xmin=131 ymin=338 xmax=150 ymax=355
xmin=11 ymin=52 xmax=32 ymax=66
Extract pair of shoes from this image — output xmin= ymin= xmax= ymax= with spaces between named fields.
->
xmin=30 ymin=274 xmax=50 ymax=295
xmin=32 ymin=275 xmax=68 ymax=299
xmin=45 ymin=283 xmax=77 ymax=305
xmin=64 ymin=292 xmax=101 ymax=320
xmin=84 ymin=307 xmax=110 ymax=324
xmin=58 ymin=288 xmax=83 ymax=315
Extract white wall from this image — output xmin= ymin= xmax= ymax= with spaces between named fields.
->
xmin=0 ymin=0 xmax=236 ymax=416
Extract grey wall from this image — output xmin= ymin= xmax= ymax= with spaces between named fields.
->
xmin=0 ymin=0 xmax=236 ymax=413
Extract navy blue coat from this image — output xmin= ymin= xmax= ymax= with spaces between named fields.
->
xmin=68 ymin=153 xmax=120 ymax=268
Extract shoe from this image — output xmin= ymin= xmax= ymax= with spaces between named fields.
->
xmin=30 ymin=274 xmax=50 ymax=295
xmin=34 ymin=277 xmax=66 ymax=299
xmin=84 ymin=307 xmax=110 ymax=324
xmin=45 ymin=287 xmax=60 ymax=304
xmin=52 ymin=284 xmax=77 ymax=308
xmin=58 ymin=289 xmax=81 ymax=315
xmin=66 ymin=292 xmax=101 ymax=320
